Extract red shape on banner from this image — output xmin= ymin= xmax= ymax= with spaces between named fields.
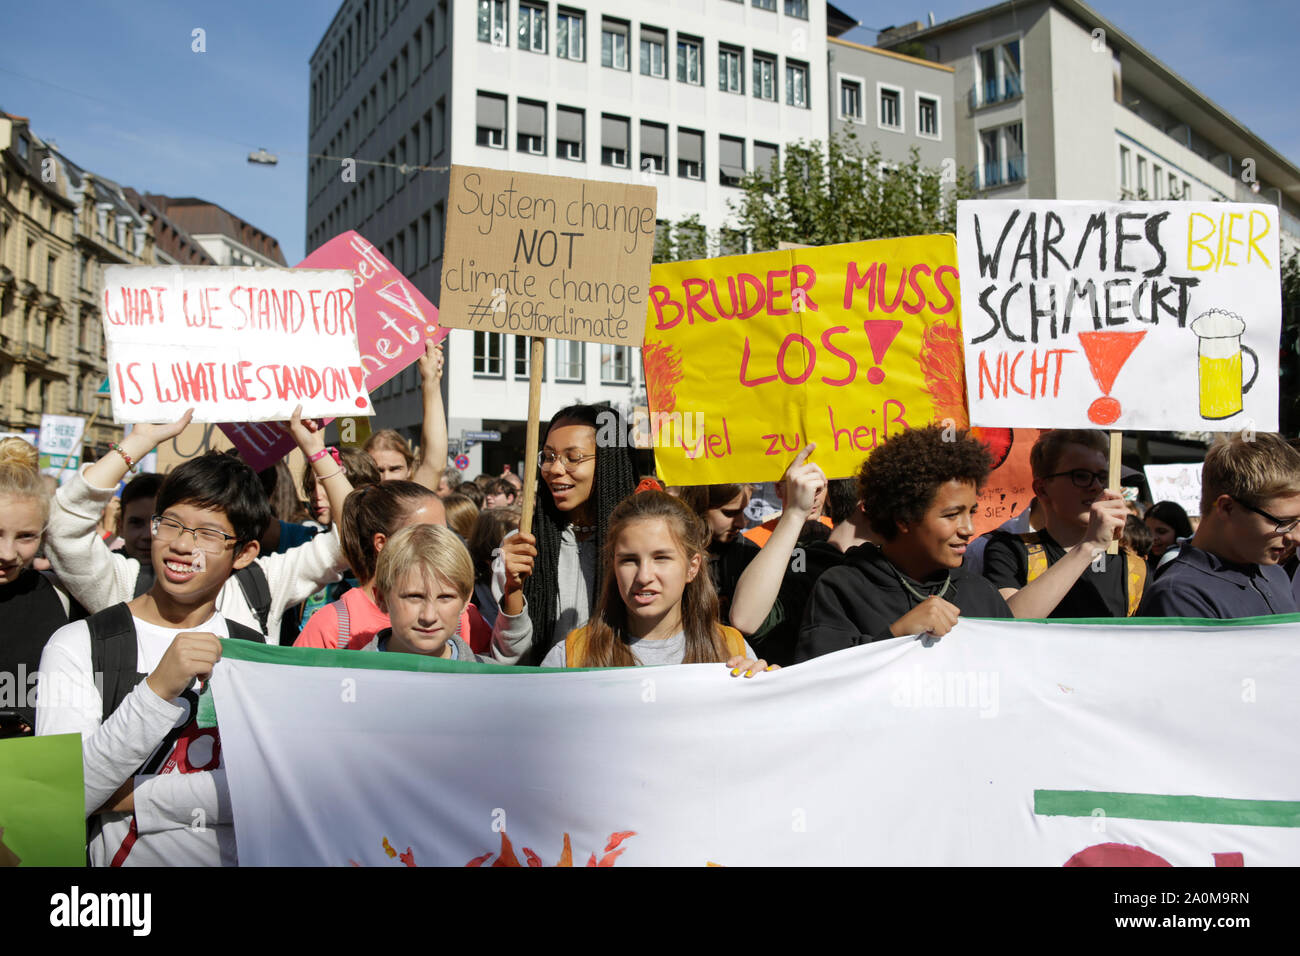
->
xmin=1063 ymin=842 xmax=1172 ymax=867
xmin=1213 ymin=852 xmax=1244 ymax=867
xmin=862 ymin=319 xmax=903 ymax=385
xmin=1078 ymin=330 xmax=1146 ymax=424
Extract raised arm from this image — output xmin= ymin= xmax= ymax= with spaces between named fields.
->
xmin=730 ymin=444 xmax=826 ymax=634
xmin=410 ymin=339 xmax=447 ymax=492
xmin=285 ymin=405 xmax=353 ymax=528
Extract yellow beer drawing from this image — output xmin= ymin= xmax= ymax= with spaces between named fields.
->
xmin=1190 ymin=310 xmax=1258 ymax=420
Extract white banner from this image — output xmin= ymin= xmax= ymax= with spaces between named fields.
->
xmin=37 ymin=413 xmax=85 ymax=476
xmin=1145 ymin=462 xmax=1204 ymax=516
xmin=212 ymin=618 xmax=1300 ymax=866
xmin=102 ymin=265 xmax=373 ymax=423
xmin=957 ymin=200 xmax=1280 ymax=431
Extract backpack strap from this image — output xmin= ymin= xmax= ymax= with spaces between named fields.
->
xmin=563 ymin=626 xmax=588 ymax=669
xmin=718 ymin=624 xmax=748 ymax=660
xmin=226 ymin=620 xmax=267 ymax=645
xmin=233 ymin=563 xmax=272 ymax=637
xmin=1123 ymin=548 xmax=1148 ymax=616
xmin=1017 ymin=532 xmax=1049 ymax=584
xmin=331 ymin=597 xmax=353 ymax=650
xmin=87 ymin=603 xmax=143 ymax=725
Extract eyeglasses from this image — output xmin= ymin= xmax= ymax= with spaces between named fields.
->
xmin=1043 ymin=469 xmax=1108 ymax=489
xmin=538 ymin=450 xmax=597 ymax=470
xmin=151 ymin=515 xmax=238 ymax=553
xmin=1231 ymin=497 xmax=1300 ymax=535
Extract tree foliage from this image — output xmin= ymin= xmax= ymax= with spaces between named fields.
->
xmin=653 ymin=133 xmax=970 ymax=262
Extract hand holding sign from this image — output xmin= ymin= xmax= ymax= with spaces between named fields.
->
xmin=1082 ymin=491 xmax=1129 ymax=555
xmin=780 ymin=443 xmax=828 ymax=521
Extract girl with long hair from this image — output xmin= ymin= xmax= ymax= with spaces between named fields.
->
xmin=495 ymin=403 xmax=637 ymax=665
xmin=522 ymin=490 xmax=771 ymax=674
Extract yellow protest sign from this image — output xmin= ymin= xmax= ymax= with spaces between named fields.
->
xmin=644 ymin=236 xmax=966 ymax=484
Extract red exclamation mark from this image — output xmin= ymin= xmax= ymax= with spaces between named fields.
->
xmin=350 ymin=367 xmax=368 ymax=409
xmin=862 ymin=319 xmax=904 ymax=385
xmin=1077 ymin=331 xmax=1147 ymax=425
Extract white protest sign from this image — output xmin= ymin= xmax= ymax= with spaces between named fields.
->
xmin=1145 ymin=462 xmax=1203 ymax=516
xmin=102 ymin=265 xmax=372 ymax=423
xmin=37 ymin=414 xmax=85 ymax=476
xmin=958 ymin=200 xmax=1280 ymax=431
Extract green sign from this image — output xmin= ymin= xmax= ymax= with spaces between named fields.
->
xmin=0 ymin=733 xmax=85 ymax=866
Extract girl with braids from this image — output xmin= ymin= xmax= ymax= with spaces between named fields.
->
xmin=0 ymin=438 xmax=78 ymax=737
xmin=530 ymin=489 xmax=773 ymax=673
xmin=494 ymin=403 xmax=637 ymax=665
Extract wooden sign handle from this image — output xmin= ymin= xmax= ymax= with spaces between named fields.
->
xmin=1107 ymin=430 xmax=1123 ymax=556
xmin=519 ymin=337 xmax=546 ymax=534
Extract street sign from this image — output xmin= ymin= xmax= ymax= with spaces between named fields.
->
xmin=454 ymin=454 xmax=470 ymax=471
xmin=464 ymin=430 xmax=501 ymax=442
xmin=446 ymin=439 xmax=461 ymax=454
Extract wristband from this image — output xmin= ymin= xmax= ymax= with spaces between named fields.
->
xmin=110 ymin=443 xmax=135 ymax=469
xmin=308 ymin=447 xmax=331 ymax=464
xmin=317 ymin=468 xmax=346 ymax=482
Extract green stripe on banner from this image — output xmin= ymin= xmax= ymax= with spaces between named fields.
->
xmin=215 ymin=637 xmax=591 ymax=673
xmin=1034 ymin=790 xmax=1300 ymax=827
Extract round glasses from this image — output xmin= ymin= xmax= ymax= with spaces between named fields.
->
xmin=1231 ymin=497 xmax=1300 ymax=535
xmin=1043 ymin=469 xmax=1107 ymax=489
xmin=151 ymin=515 xmax=238 ymax=553
xmin=538 ymin=450 xmax=597 ymax=470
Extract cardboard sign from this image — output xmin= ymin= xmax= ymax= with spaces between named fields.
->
xmin=644 ymin=236 xmax=966 ymax=484
xmin=957 ymin=200 xmax=1280 ymax=431
xmin=440 ymin=165 xmax=656 ymax=346
xmin=216 ymin=232 xmax=444 ymax=471
xmin=1145 ymin=462 xmax=1204 ymax=516
xmin=37 ymin=414 xmax=85 ymax=476
xmin=972 ymin=427 xmax=1041 ymax=536
xmin=102 ymin=265 xmax=372 ymax=424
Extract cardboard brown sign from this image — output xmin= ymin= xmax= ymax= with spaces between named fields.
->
xmin=440 ymin=165 xmax=656 ymax=347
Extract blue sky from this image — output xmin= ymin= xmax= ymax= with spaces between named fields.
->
xmin=2 ymin=0 xmax=1295 ymax=265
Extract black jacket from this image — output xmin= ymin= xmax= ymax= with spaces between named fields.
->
xmin=795 ymin=543 xmax=1012 ymax=663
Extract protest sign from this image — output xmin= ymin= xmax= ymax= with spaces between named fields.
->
xmin=644 ymin=236 xmax=966 ymax=484
xmin=957 ymin=200 xmax=1280 ymax=431
xmin=1145 ymin=462 xmax=1203 ymax=516
xmin=219 ymin=232 xmax=445 ymax=471
xmin=101 ymin=265 xmax=372 ymax=425
xmin=0 ymin=733 xmax=86 ymax=866
xmin=972 ymin=427 xmax=1040 ymax=535
xmin=37 ymin=414 xmax=85 ymax=476
xmin=439 ymin=165 xmax=656 ymax=347
xmin=214 ymin=616 xmax=1300 ymax=866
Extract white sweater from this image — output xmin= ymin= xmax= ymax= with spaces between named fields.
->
xmin=46 ymin=465 xmax=347 ymax=643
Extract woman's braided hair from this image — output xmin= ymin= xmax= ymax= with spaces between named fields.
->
xmin=521 ymin=402 xmax=637 ymax=664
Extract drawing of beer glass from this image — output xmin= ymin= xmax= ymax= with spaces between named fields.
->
xmin=1190 ymin=309 xmax=1258 ymax=420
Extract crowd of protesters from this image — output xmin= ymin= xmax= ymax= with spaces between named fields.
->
xmin=4 ymin=334 xmax=1300 ymax=866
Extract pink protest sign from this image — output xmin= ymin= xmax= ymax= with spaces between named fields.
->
xmin=219 ymin=232 xmax=443 ymax=469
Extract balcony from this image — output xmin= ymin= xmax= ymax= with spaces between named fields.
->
xmin=975 ymin=156 xmax=1027 ymax=190
xmin=969 ymin=73 xmax=1023 ymax=111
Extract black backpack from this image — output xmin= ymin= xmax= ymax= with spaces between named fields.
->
xmin=88 ymin=603 xmax=265 ymax=725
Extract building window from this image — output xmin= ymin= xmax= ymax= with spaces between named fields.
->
xmin=1152 ymin=163 xmax=1163 ymax=199
xmin=677 ymin=35 xmax=702 ymax=84
xmin=786 ymin=60 xmax=809 ymax=107
xmin=17 ymin=136 xmax=29 ymax=160
xmin=839 ymin=77 xmax=863 ymax=120
xmin=753 ymin=52 xmax=777 ymax=101
xmin=719 ymin=135 xmax=745 ymax=187
xmin=517 ymin=99 xmax=547 ymax=154
xmin=917 ymin=94 xmax=940 ymax=138
xmin=753 ymin=0 xmax=776 ymax=9
xmin=974 ymin=37 xmax=1022 ymax=108
xmin=600 ymin=345 xmax=630 ymax=385
xmin=640 ymin=121 xmax=667 ymax=174
xmin=474 ymin=331 xmax=504 ymax=377
xmin=601 ymin=114 xmax=629 ymax=168
xmin=720 ymin=229 xmax=746 ymax=256
xmin=557 ymin=8 xmax=583 ymax=60
xmin=518 ymin=2 xmax=546 ymax=53
xmin=476 ymin=92 xmax=507 ymax=148
xmin=556 ymin=105 xmax=584 ymax=160
xmin=601 ymin=19 xmax=629 ymax=70
xmin=514 ymin=336 xmax=546 ymax=379
xmin=1182 ymin=180 xmax=1190 ymax=199
xmin=678 ymin=128 xmax=704 ymax=180
xmin=785 ymin=0 xmax=809 ymax=17
xmin=719 ymin=45 xmax=743 ymax=94
xmin=555 ymin=340 xmax=584 ymax=382
xmin=1137 ymin=155 xmax=1148 ymax=197
xmin=46 ymin=255 xmax=56 ymax=293
xmin=640 ymin=27 xmax=666 ymax=77
xmin=878 ymin=84 xmax=903 ymax=130
xmin=1169 ymin=172 xmax=1179 ymax=199
xmin=1119 ymin=145 xmax=1131 ymax=193
xmin=754 ymin=141 xmax=778 ymax=178
xmin=978 ymin=122 xmax=1024 ymax=188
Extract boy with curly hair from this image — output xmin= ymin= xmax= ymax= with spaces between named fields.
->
xmin=795 ymin=426 xmax=1011 ymax=661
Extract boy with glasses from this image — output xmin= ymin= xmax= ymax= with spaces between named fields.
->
xmin=1138 ymin=434 xmax=1300 ymax=618
xmin=981 ymin=430 xmax=1140 ymax=618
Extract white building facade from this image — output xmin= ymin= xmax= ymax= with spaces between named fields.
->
xmin=307 ymin=0 xmax=832 ymax=475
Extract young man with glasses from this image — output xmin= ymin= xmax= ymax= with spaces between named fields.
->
xmin=981 ymin=430 xmax=1140 ymax=618
xmin=1138 ymin=434 xmax=1300 ymax=618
